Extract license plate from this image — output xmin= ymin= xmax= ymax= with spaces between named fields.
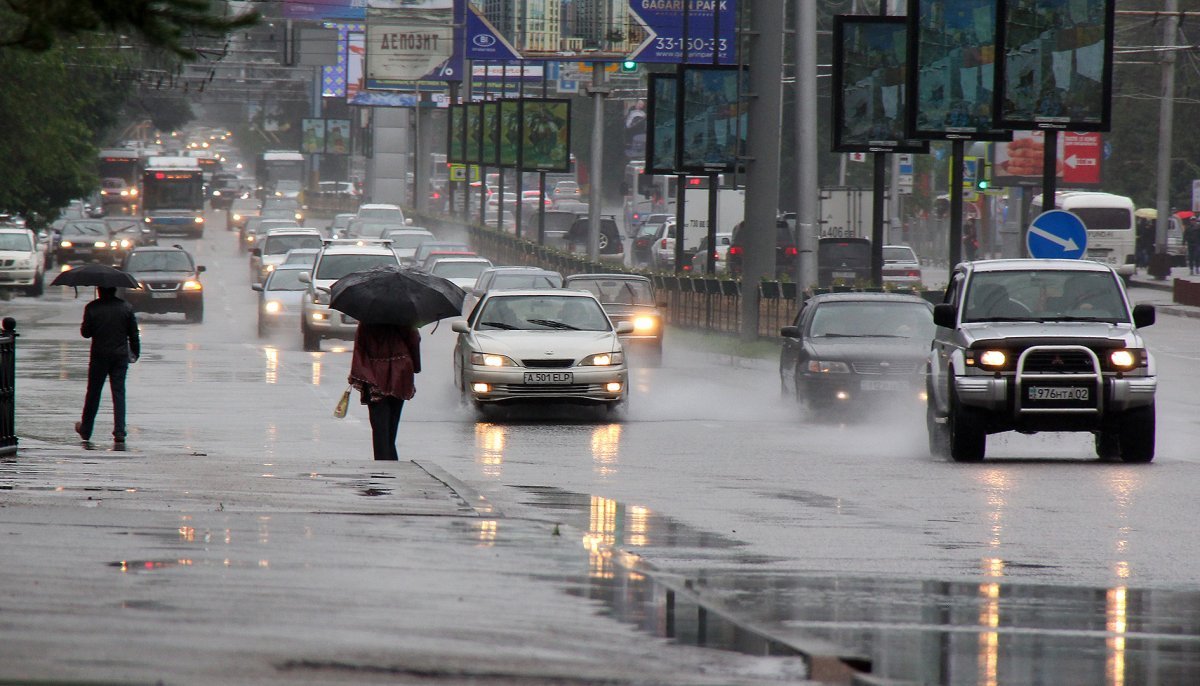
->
xmin=861 ymin=379 xmax=903 ymax=392
xmin=1027 ymin=386 xmax=1089 ymax=401
xmin=833 ymin=271 xmax=856 ymax=279
xmin=150 ymin=292 xmax=177 ymax=299
xmin=523 ymin=371 xmax=573 ymax=385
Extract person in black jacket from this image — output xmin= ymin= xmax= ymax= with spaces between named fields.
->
xmin=75 ymin=286 xmax=140 ymax=442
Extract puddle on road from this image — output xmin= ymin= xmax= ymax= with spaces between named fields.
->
xmin=517 ymin=487 xmax=1200 ymax=684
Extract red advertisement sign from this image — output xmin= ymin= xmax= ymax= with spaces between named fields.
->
xmin=993 ymin=131 xmax=1103 ymax=188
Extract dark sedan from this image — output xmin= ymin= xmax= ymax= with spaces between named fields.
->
xmin=119 ymin=245 xmax=206 ymax=323
xmin=779 ymin=292 xmax=935 ymax=419
xmin=564 ymin=273 xmax=665 ymax=366
xmin=56 ymin=220 xmax=114 ymax=265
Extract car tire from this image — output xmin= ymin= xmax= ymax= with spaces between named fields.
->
xmin=947 ymin=386 xmax=986 ymax=462
xmin=185 ymin=304 xmax=204 ymax=324
xmin=257 ymin=316 xmax=267 ymax=338
xmin=1117 ymin=405 xmax=1155 ymax=463
xmin=926 ymin=385 xmax=949 ymax=458
xmin=26 ymin=272 xmax=44 ymax=297
xmin=302 ymin=325 xmax=321 ymax=352
xmin=1094 ymin=430 xmax=1121 ymax=461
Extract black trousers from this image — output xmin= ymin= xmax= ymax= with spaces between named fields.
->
xmin=367 ymin=397 xmax=405 ymax=461
xmin=80 ymin=354 xmax=129 ymax=439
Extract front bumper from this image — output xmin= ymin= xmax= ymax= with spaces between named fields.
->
xmin=465 ymin=366 xmax=628 ymax=405
xmin=303 ymin=303 xmax=358 ymax=337
xmin=802 ymin=373 xmax=926 ymax=410
xmin=0 ymin=267 xmax=38 ymax=286
xmin=125 ymin=288 xmax=202 ymax=314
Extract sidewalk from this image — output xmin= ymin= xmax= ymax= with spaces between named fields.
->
xmin=1128 ymin=266 xmax=1200 ymax=319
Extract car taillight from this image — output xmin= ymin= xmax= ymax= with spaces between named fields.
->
xmin=728 ymin=245 xmax=743 ymax=256
xmin=660 ymin=238 xmax=668 ymax=249
xmin=907 ymin=269 xmax=920 ymax=277
xmin=784 ymin=245 xmax=799 ymax=257
xmin=635 ymin=239 xmax=648 ymax=248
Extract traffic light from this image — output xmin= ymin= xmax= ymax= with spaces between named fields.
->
xmin=975 ymin=160 xmax=990 ymax=191
xmin=620 ymin=60 xmax=638 ymax=74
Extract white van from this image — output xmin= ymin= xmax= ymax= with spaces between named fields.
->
xmin=1031 ymin=191 xmax=1136 ymax=277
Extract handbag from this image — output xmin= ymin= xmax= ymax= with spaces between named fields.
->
xmin=333 ymin=386 xmax=351 ymax=419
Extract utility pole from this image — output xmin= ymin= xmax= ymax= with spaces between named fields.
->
xmin=587 ymin=66 xmax=608 ymax=261
xmin=739 ymin=0 xmax=785 ymax=340
xmin=1151 ymin=0 xmax=1178 ymax=280
xmin=792 ymin=0 xmax=820 ymax=287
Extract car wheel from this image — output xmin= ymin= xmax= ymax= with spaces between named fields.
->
xmin=1094 ymin=430 xmax=1120 ymax=461
xmin=256 ymin=316 xmax=267 ymax=338
xmin=26 ymin=272 xmax=44 ymax=297
xmin=185 ymin=304 xmax=204 ymax=324
xmin=302 ymin=325 xmax=321 ymax=352
xmin=947 ymin=386 xmax=986 ymax=462
xmin=1117 ymin=405 xmax=1155 ymax=463
xmin=926 ymin=385 xmax=949 ymax=458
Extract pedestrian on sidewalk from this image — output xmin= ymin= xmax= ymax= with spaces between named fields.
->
xmin=962 ymin=219 xmax=980 ymax=261
xmin=348 ymin=322 xmax=421 ymax=461
xmin=76 ymin=286 xmax=140 ymax=443
xmin=1186 ymin=218 xmax=1200 ymax=275
xmin=1136 ymin=218 xmax=1154 ymax=270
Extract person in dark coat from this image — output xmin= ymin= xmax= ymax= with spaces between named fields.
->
xmin=348 ymin=323 xmax=421 ymax=461
xmin=76 ymin=286 xmax=140 ymax=442
xmin=962 ymin=219 xmax=979 ymax=261
xmin=1185 ymin=218 xmax=1200 ymax=275
xmin=1136 ymin=218 xmax=1155 ymax=270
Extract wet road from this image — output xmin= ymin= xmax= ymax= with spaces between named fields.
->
xmin=6 ymin=211 xmax=1200 ymax=684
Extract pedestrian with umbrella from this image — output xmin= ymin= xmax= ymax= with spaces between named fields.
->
xmin=330 ymin=266 xmax=465 ymax=461
xmin=51 ymin=264 xmax=141 ymax=443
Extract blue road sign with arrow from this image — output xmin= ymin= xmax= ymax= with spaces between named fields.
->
xmin=1026 ymin=210 xmax=1088 ymax=259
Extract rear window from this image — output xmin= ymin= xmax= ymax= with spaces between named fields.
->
xmin=264 ymin=234 xmax=322 ymax=255
xmin=491 ymin=273 xmax=563 ymax=289
xmin=883 ymin=246 xmax=917 ymax=263
xmin=315 ymin=253 xmax=397 ymax=280
xmin=432 ymin=261 xmax=490 ymax=279
xmin=819 ymin=240 xmax=871 ymax=266
xmin=388 ymin=233 xmax=435 ymax=249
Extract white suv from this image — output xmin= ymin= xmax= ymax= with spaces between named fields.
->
xmin=0 ymin=227 xmax=45 ymax=296
xmin=298 ymin=239 xmax=400 ymax=351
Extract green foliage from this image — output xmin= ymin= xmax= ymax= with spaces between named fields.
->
xmin=133 ymin=93 xmax=195 ymax=133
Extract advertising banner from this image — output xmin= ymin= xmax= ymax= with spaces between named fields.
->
xmin=480 ymin=102 xmax=500 ymax=167
xmin=679 ymin=66 xmax=745 ymax=174
xmin=283 ymin=0 xmax=365 ymax=21
xmin=994 ymin=0 xmax=1114 ymax=131
xmin=645 ymin=73 xmax=678 ymax=175
xmin=464 ymin=1 xmax=737 ymax=64
xmin=498 ymin=100 xmax=520 ymax=168
xmin=301 ymin=118 xmax=325 ymax=154
xmin=832 ymin=16 xmax=929 ymax=154
xmin=448 ymin=104 xmax=465 ymax=164
xmin=465 ymin=102 xmax=482 ymax=165
xmin=366 ymin=1 xmax=456 ymax=83
xmin=907 ymin=0 xmax=1011 ymax=141
xmin=993 ymin=130 xmax=1103 ymax=187
xmin=520 ymin=99 xmax=571 ymax=173
xmin=325 ymin=119 xmax=351 ymax=155
xmin=347 ymin=33 xmax=420 ymax=106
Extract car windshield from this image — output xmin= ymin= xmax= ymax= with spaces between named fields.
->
xmin=126 ymin=251 xmax=193 ymax=272
xmin=477 ymin=295 xmax=610 ymax=331
xmin=386 ymin=233 xmax=434 ymax=249
xmin=809 ymin=301 xmax=935 ymax=339
xmin=636 ymin=223 xmax=661 ymax=239
xmin=433 ymin=261 xmax=490 ymax=279
xmin=883 ymin=246 xmax=917 ymax=263
xmin=963 ymin=270 xmax=1129 ymax=323
xmin=265 ymin=269 xmax=308 ymax=291
xmin=62 ymin=222 xmax=108 ymax=236
xmin=569 ymin=278 xmax=654 ymax=306
xmin=491 ymin=273 xmax=562 ymax=290
xmin=0 ymin=233 xmax=32 ymax=251
xmin=264 ymin=234 xmax=322 ymax=255
xmin=315 ymin=253 xmax=396 ymax=280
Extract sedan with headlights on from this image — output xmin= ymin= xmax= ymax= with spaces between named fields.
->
xmin=452 ymin=290 xmax=633 ymax=413
xmin=251 ymin=264 xmax=308 ymax=337
xmin=564 ymin=273 xmax=664 ymax=366
xmin=779 ymin=292 xmax=935 ymax=419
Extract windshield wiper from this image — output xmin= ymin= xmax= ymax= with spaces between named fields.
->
xmin=816 ymin=333 xmax=871 ymax=338
xmin=527 ymin=318 xmax=579 ymax=330
xmin=479 ymin=321 xmax=519 ymax=330
xmin=1046 ymin=316 xmax=1116 ymax=322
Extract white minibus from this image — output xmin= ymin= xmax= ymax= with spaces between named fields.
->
xmin=1031 ymin=191 xmax=1136 ymax=277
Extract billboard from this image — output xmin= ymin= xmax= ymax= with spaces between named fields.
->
xmin=325 ymin=119 xmax=351 ymax=155
xmin=993 ymin=130 xmax=1103 ymax=187
xmin=679 ymin=66 xmax=745 ymax=174
xmin=366 ymin=1 xmax=461 ymax=84
xmin=465 ymin=102 xmax=482 ymax=165
xmin=907 ymin=0 xmax=1011 ymax=141
xmin=994 ymin=0 xmax=1114 ymax=131
xmin=464 ymin=1 xmax=737 ymax=65
xmin=832 ymin=16 xmax=929 ymax=153
xmin=498 ymin=100 xmax=520 ymax=168
xmin=301 ymin=118 xmax=325 ymax=154
xmin=347 ymin=32 xmax=420 ymax=106
xmin=645 ymin=73 xmax=678 ymax=175
xmin=519 ymin=99 xmax=571 ymax=173
xmin=448 ymin=104 xmax=465 ymax=164
xmin=480 ymin=102 xmax=500 ymax=167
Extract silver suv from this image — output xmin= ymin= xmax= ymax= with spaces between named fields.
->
xmin=0 ymin=227 xmax=44 ymax=296
xmin=299 ymin=239 xmax=399 ymax=351
xmin=927 ymin=259 xmax=1157 ymax=463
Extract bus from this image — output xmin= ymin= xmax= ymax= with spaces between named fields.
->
xmin=184 ymin=149 xmax=222 ymax=183
xmin=255 ymin=151 xmax=306 ymax=198
xmin=1031 ymin=191 xmax=1136 ymax=277
xmin=142 ymin=156 xmax=206 ymax=238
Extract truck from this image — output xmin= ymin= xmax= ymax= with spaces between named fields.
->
xmin=142 ymin=156 xmax=206 ymax=238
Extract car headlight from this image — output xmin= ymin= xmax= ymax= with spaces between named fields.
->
xmin=212 ymin=190 xmax=221 ymax=197
xmin=193 ymin=216 xmax=204 ymax=224
xmin=264 ymin=300 xmax=282 ymax=314
xmin=144 ymin=217 xmax=152 ymax=223
xmin=60 ymin=240 xmax=73 ymax=248
xmin=233 ymin=213 xmax=242 ymax=222
xmin=246 ymin=235 xmax=256 ymax=243
xmin=972 ymin=349 xmax=1007 ymax=370
xmin=470 ymin=353 xmax=517 ymax=367
xmin=807 ymin=360 xmax=850 ymax=374
xmin=93 ymin=241 xmax=107 ymax=248
xmin=1110 ymin=349 xmax=1138 ymax=370
xmin=295 ymin=213 xmax=303 ymax=221
xmin=15 ymin=259 xmax=31 ymax=268
xmin=182 ymin=280 xmax=203 ymax=291
xmin=632 ymin=315 xmax=658 ymax=333
xmin=580 ymin=352 xmax=624 ymax=366
xmin=129 ymin=188 xmax=137 ymax=197
xmin=265 ymin=264 xmax=275 ymax=273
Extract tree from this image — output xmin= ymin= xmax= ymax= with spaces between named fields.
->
xmin=0 ymin=0 xmax=258 ymax=58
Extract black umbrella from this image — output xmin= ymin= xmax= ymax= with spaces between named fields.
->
xmin=50 ymin=263 xmax=140 ymax=289
xmin=329 ymin=265 xmax=465 ymax=327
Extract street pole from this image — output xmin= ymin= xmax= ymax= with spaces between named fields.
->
xmin=1151 ymin=0 xmax=1179 ymax=280
xmin=587 ymin=66 xmax=605 ymax=262
xmin=739 ymin=0 xmax=785 ymax=340
xmin=795 ymin=0 xmax=818 ymax=290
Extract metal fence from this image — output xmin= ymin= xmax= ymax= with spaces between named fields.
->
xmin=0 ymin=318 xmax=17 ymax=455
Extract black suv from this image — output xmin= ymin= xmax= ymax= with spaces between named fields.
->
xmin=727 ymin=218 xmax=798 ymax=278
xmin=119 ymin=245 xmax=206 ymax=323
xmin=817 ymin=237 xmax=872 ymax=287
xmin=565 ymin=215 xmax=624 ymax=263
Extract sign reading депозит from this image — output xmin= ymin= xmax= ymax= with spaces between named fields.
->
xmin=364 ymin=0 xmax=462 ymax=85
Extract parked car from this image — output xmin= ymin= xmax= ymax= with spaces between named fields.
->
xmin=927 ymin=259 xmax=1157 ymax=463
xmin=462 ymin=266 xmax=564 ymax=316
xmin=538 ymin=210 xmax=580 ymax=250
xmin=630 ymin=222 xmax=662 ymax=268
xmin=521 ymin=190 xmax=552 ymax=211
xmin=882 ymin=244 xmax=923 ymax=287
xmin=299 ymin=239 xmax=400 ymax=351
xmin=0 ymin=227 xmax=45 ymax=296
xmin=690 ymin=232 xmax=734 ymax=274
xmin=564 ymin=273 xmax=664 ymax=365
xmin=817 ymin=237 xmax=872 ymax=287
xmin=452 ymin=290 xmax=631 ymax=412
xmin=779 ymin=292 xmax=934 ymax=419
xmin=120 ymin=245 xmax=206 ymax=323
xmin=252 ymin=264 xmax=309 ymax=337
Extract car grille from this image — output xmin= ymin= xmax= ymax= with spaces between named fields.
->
xmin=494 ymin=384 xmax=602 ymax=395
xmin=852 ymin=360 xmax=919 ymax=375
xmin=143 ymin=282 xmax=180 ymax=291
xmin=0 ymin=260 xmax=14 ymax=267
xmin=1021 ymin=349 xmax=1096 ymax=374
xmin=522 ymin=359 xmax=575 ymax=368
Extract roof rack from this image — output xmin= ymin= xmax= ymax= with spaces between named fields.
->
xmin=321 ymin=237 xmax=393 ymax=247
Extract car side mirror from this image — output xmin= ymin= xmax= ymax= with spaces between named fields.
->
xmin=298 ymin=272 xmax=311 ymax=284
xmin=780 ymin=325 xmax=801 ymax=338
xmin=251 ymin=283 xmax=263 ymax=292
xmin=1132 ymin=303 xmax=1156 ymax=328
xmin=933 ymin=303 xmax=957 ymax=328
xmin=451 ymin=320 xmax=469 ymax=333
xmin=615 ymin=321 xmax=634 ymax=335
xmin=250 ymin=248 xmax=261 ymax=256
xmin=197 ymin=265 xmax=206 ymax=273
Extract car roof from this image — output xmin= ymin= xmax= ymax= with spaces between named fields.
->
xmin=319 ymin=243 xmax=395 ymax=256
xmin=806 ymin=292 xmax=932 ymax=305
xmin=965 ymin=258 xmax=1113 ymax=273
xmin=429 ymin=256 xmax=491 ymax=264
xmin=566 ymin=273 xmax=650 ymax=283
xmin=130 ymin=245 xmax=191 ymax=254
xmin=484 ymin=288 xmax=595 ymax=299
xmin=264 ymin=228 xmax=322 ymax=237
xmin=483 ymin=266 xmax=559 ymax=275
xmin=384 ymin=228 xmax=434 ymax=235
xmin=358 ymin=203 xmax=402 ymax=211
xmin=271 ymin=263 xmax=310 ymax=271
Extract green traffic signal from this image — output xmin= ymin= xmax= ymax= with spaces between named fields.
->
xmin=620 ymin=60 xmax=638 ymax=73
xmin=975 ymin=161 xmax=990 ymax=190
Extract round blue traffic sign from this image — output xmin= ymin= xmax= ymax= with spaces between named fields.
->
xmin=1026 ymin=210 xmax=1088 ymax=259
